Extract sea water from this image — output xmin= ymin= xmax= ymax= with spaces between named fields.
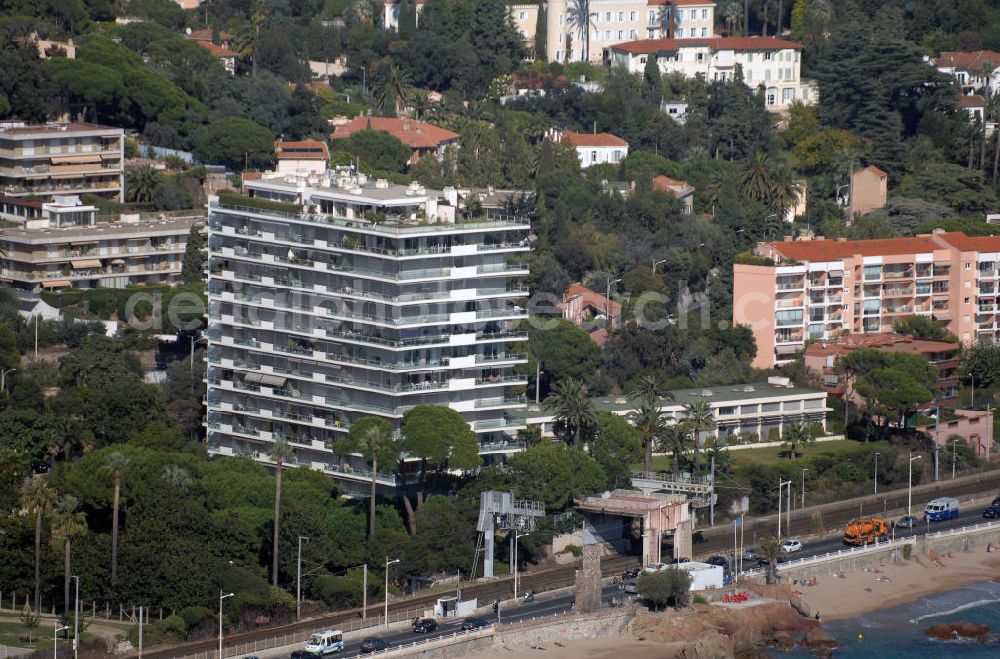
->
xmin=783 ymin=580 xmax=1000 ymax=657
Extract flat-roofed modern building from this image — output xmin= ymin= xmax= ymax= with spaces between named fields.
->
xmin=0 ymin=196 xmax=197 ymax=290
xmin=0 ymin=121 xmax=124 ymax=201
xmin=205 ymin=168 xmax=531 ymax=494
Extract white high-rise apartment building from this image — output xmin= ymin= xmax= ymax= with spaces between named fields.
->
xmin=205 ymin=168 xmax=530 ymax=495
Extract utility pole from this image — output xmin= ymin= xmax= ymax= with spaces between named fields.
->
xmin=709 ymin=455 xmax=715 ymax=527
xmin=934 ymin=406 xmax=941 ymax=481
xmin=138 ymin=606 xmax=144 ymax=659
xmin=606 ymin=277 xmax=622 ymax=336
xmin=73 ymin=576 xmax=79 ymax=659
xmin=801 ymin=468 xmax=807 ymax=509
xmin=296 ymin=536 xmax=309 ymax=620
xmin=873 ymin=452 xmax=880 ymax=495
xmin=786 ymin=479 xmax=791 ymax=533
xmin=952 ymin=439 xmax=959 ymax=479
xmin=777 ymin=479 xmax=790 ymax=541
xmin=362 ymin=564 xmax=367 ymax=621
xmin=534 ymin=361 xmax=542 ymax=406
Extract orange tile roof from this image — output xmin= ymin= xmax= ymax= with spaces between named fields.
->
xmin=275 ymin=139 xmax=329 ymax=160
xmin=195 ymin=41 xmax=237 ymax=58
xmin=856 ymin=164 xmax=887 ymax=178
xmin=331 ymin=117 xmax=459 ymax=149
xmin=652 ymin=175 xmax=694 ymax=197
xmin=958 ymin=94 xmax=986 ymax=108
xmin=563 ymin=283 xmax=622 ymax=315
xmin=187 ymin=28 xmax=236 ymax=42
xmin=936 ymin=232 xmax=1000 ymax=252
xmin=935 ymin=50 xmax=1000 ymax=72
xmin=611 ymin=36 xmax=802 ymax=55
xmin=561 ymin=130 xmax=629 ymax=148
xmin=767 ymin=236 xmax=942 ymax=261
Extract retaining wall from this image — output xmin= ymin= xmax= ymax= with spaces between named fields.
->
xmin=493 ymin=607 xmax=635 ymax=651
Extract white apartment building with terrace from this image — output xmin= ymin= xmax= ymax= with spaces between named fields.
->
xmin=607 ymin=36 xmax=815 ymax=110
xmin=0 ymin=121 xmax=124 ymax=201
xmin=205 ymin=168 xmax=531 ymax=495
xmin=0 ymin=196 xmax=197 ymax=290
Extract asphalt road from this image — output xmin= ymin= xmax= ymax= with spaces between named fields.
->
xmin=329 ymin=585 xmax=626 ymax=658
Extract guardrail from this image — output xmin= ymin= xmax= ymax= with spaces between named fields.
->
xmin=369 ymin=627 xmax=494 ymax=657
xmin=740 ymin=518 xmax=1000 ymax=578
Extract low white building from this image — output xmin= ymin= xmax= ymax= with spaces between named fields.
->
xmin=932 ymin=51 xmax=1000 ymax=96
xmin=549 ymin=129 xmax=629 ymax=168
xmin=607 ymin=36 xmax=816 ymax=110
xmin=275 ymin=139 xmax=330 ymax=176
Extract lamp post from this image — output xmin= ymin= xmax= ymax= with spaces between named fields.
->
xmin=801 ymin=468 xmax=808 ymax=509
xmin=384 ymin=557 xmax=400 ymax=628
xmin=777 ymin=479 xmax=791 ymax=541
xmin=652 ymin=258 xmax=667 ymax=274
xmin=72 ymin=575 xmax=79 ymax=659
xmin=0 ymin=367 xmax=16 ymax=391
xmin=297 ymin=535 xmax=309 ymax=620
xmin=873 ymin=452 xmax=880 ymax=495
xmin=908 ymin=453 xmax=922 ymax=517
xmin=606 ymin=277 xmax=622 ymax=334
xmin=361 ymin=66 xmax=367 ymax=97
xmin=951 ymin=438 xmax=960 ymax=479
xmin=534 ymin=361 xmax=543 ymax=406
xmin=513 ymin=530 xmax=530 ymax=598
xmin=190 ymin=334 xmax=208 ymax=368
xmin=218 ymin=591 xmax=234 ymax=659
xmin=54 ymin=625 xmax=69 ymax=659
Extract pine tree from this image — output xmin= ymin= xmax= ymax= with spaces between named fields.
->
xmin=181 ymin=224 xmax=205 ymax=284
xmin=398 ymin=0 xmax=417 ymax=37
xmin=642 ymin=54 xmax=662 ymax=106
xmin=535 ymin=6 xmax=547 ymax=61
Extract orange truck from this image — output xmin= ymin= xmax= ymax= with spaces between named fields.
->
xmin=843 ymin=518 xmax=889 ymax=546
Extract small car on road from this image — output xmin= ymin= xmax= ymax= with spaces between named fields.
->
xmin=780 ymin=539 xmax=803 ymax=554
xmin=741 ymin=548 xmax=760 ymax=562
xmin=412 ymin=618 xmax=438 ymax=633
xmin=983 ymin=505 xmax=1000 ymax=519
xmin=624 ymin=578 xmax=639 ymax=594
xmin=461 ymin=617 xmax=491 ymax=631
xmin=705 ymin=555 xmax=730 ymax=569
xmin=359 ymin=638 xmax=391 ymax=653
xmin=289 ymin=653 xmax=320 ymax=659
xmin=896 ymin=515 xmax=918 ymax=529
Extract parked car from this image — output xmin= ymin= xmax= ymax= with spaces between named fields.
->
xmin=741 ymin=548 xmax=760 ymax=562
xmin=359 ymin=638 xmax=391 ymax=653
xmin=412 ymin=618 xmax=438 ymax=633
xmin=624 ymin=579 xmax=639 ymax=594
xmin=896 ymin=515 xmax=918 ymax=529
xmin=461 ymin=617 xmax=491 ymax=631
xmin=983 ymin=505 xmax=1000 ymax=519
xmin=992 ymin=495 xmax=1000 ymax=507
xmin=621 ymin=566 xmax=641 ymax=579
xmin=780 ymin=539 xmax=803 ymax=554
xmin=705 ymin=555 xmax=730 ymax=569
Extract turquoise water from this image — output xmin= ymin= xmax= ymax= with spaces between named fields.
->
xmin=784 ymin=580 xmax=1000 ymax=657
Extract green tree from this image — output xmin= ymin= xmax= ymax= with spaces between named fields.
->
xmin=637 ymin=567 xmax=692 ymax=610
xmin=659 ymin=423 xmax=694 ymax=474
xmin=0 ymin=322 xmax=20 ymax=372
xmin=509 ymin=442 xmax=607 ymax=509
xmin=20 ymin=475 xmax=56 ymax=612
xmin=534 ymin=5 xmax=547 ymax=60
xmin=682 ymin=401 xmax=716 ymax=472
xmin=397 ymin=0 xmax=417 ymax=36
xmin=102 ymin=451 xmax=129 ymax=588
xmin=893 ymin=315 xmax=956 ymax=342
xmin=51 ymin=495 xmax=87 ymax=618
xmin=334 ymin=417 xmax=399 ymax=537
xmin=960 ymin=343 xmax=1000 ymax=389
xmin=192 ymin=117 xmax=275 ymax=171
xmin=180 ymin=224 xmax=205 ymax=284
xmin=125 ymin=165 xmax=160 ymax=205
xmin=333 ymin=129 xmax=413 ymax=173
xmin=758 ymin=535 xmax=781 ymax=583
xmin=642 ymin=54 xmax=662 ymax=106
xmin=855 ymin=354 xmax=937 ymax=432
xmin=591 ymin=412 xmax=644 ymax=485
xmin=528 ymin=319 xmax=604 ymax=384
xmin=268 ymin=438 xmax=295 ymax=587
xmin=781 ymin=422 xmax=813 ymax=459
xmin=543 ymin=378 xmax=597 ymax=449
xmin=373 ymin=62 xmax=412 ymax=117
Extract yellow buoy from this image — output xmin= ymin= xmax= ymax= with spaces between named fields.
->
xmin=858 ymin=633 xmax=863 ymax=641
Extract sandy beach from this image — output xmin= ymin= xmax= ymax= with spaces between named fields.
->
xmin=796 ymin=547 xmax=1000 ymax=621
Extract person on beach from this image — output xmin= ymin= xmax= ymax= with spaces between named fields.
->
xmin=815 ymin=612 xmax=821 ymax=622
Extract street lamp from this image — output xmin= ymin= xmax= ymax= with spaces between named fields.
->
xmin=606 ymin=277 xmax=622 ymax=334
xmin=513 ymin=530 xmax=530 ymax=598
xmin=384 ymin=557 xmax=400 ymax=628
xmin=801 ymin=468 xmax=808 ymax=509
xmin=907 ymin=453 xmax=922 ymax=517
xmin=72 ymin=575 xmax=80 ymax=659
xmin=218 ymin=591 xmax=235 ymax=659
xmin=360 ymin=66 xmax=367 ymax=97
xmin=951 ymin=439 xmax=960 ymax=479
xmin=873 ymin=452 xmax=880 ymax=495
xmin=0 ymin=367 xmax=16 ymax=391
xmin=777 ymin=479 xmax=791 ymax=541
xmin=54 ymin=624 xmax=69 ymax=659
xmin=297 ymin=535 xmax=309 ymax=620
xmin=652 ymin=258 xmax=667 ymax=274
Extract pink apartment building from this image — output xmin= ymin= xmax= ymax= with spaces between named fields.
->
xmin=734 ymin=231 xmax=1000 ymax=368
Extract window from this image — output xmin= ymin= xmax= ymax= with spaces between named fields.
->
xmin=677 ymin=9 xmax=684 ymax=20
xmin=696 ymin=50 xmax=704 ymax=61
xmin=519 ymin=11 xmax=526 ymax=20
xmin=762 ymin=402 xmax=781 ymax=413
xmin=618 ymin=11 xmax=624 ymax=21
xmin=765 ymin=69 xmax=772 ymax=81
xmin=764 ymin=52 xmax=772 ymax=60
xmin=701 ymin=27 xmax=707 ymax=36
xmin=605 ymin=30 xmax=611 ymax=40
xmin=618 ymin=30 xmax=623 ymax=39
xmin=591 ymin=150 xmax=597 ymax=163
xmin=782 ymin=88 xmax=794 ymax=103
xmin=965 ymin=297 xmax=971 ymax=304
xmin=965 ymin=262 xmax=972 ymax=270
xmin=559 ymin=14 xmax=563 ymax=26
xmin=630 ymin=29 xmax=637 ymax=38
xmin=718 ymin=406 xmax=736 ymax=416
xmin=605 ymin=12 xmax=611 ymax=22
xmin=649 ymin=10 xmax=656 ymax=25
xmin=702 ymin=8 xmax=708 ymax=19
xmin=613 ymin=149 xmax=622 ymax=162
xmin=556 ymin=50 xmax=563 ymax=61
xmin=767 ymin=88 xmax=776 ymax=105
xmin=678 ymin=27 xmax=685 ymax=37
xmin=864 ymin=265 xmax=882 ymax=281
xmin=775 ymin=309 xmax=803 ymax=326
xmin=639 ymin=55 xmax=646 ymax=64
xmin=863 ymin=299 xmax=881 ymax=314
xmin=630 ymin=11 xmax=636 ymax=21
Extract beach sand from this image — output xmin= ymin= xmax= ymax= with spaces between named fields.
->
xmin=796 ymin=547 xmax=1000 ymax=621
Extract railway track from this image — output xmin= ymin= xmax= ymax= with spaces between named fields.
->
xmin=142 ymin=554 xmax=639 ymax=658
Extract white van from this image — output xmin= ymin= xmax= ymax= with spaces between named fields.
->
xmin=923 ymin=497 xmax=959 ymax=522
xmin=304 ymin=630 xmax=343 ymax=655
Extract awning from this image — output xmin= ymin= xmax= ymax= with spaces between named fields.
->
xmin=100 ymin=153 xmax=119 ymax=160
xmin=50 ymin=154 xmax=101 ymax=164
xmin=110 ymin=258 xmax=126 ymax=265
xmin=50 ymin=164 xmax=102 ymax=174
xmin=41 ymin=279 xmax=71 ymax=289
xmin=828 ymin=269 xmax=844 ymax=277
xmin=775 ymin=344 xmax=801 ymax=355
xmin=70 ymin=258 xmax=102 ymax=268
xmin=244 ymin=372 xmax=287 ymax=388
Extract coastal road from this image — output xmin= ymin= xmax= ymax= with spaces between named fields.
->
xmin=329 ymin=584 xmax=627 ymax=658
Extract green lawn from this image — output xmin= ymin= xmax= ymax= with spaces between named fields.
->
xmin=647 ymin=439 xmax=890 ymax=470
xmin=0 ymin=620 xmax=95 ymax=650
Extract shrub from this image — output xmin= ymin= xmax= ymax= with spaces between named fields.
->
xmin=638 ymin=568 xmax=693 ymax=611
xmin=563 ymin=544 xmax=583 ymax=557
xmin=734 ymin=251 xmax=774 ymax=266
xmin=693 ymin=594 xmax=708 ymax=604
xmin=178 ymin=606 xmax=211 ymax=629
xmin=903 ymin=544 xmax=913 ymax=560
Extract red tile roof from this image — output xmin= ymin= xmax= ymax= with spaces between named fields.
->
xmin=652 ymin=175 xmax=694 ymax=197
xmin=767 ymin=236 xmax=942 ymax=261
xmin=561 ymin=130 xmax=629 ymax=148
xmin=857 ymin=164 xmax=887 ymax=178
xmin=187 ymin=28 xmax=236 ymax=43
xmin=275 ymin=139 xmax=329 ymax=160
xmin=611 ymin=36 xmax=802 ymax=55
xmin=331 ymin=117 xmax=459 ymax=149
xmin=958 ymin=94 xmax=987 ymax=108
xmin=934 ymin=50 xmax=1000 ymax=72
xmin=804 ymin=333 xmax=958 ymax=358
xmin=936 ymin=232 xmax=1000 ymax=252
xmin=195 ymin=41 xmax=237 ymax=58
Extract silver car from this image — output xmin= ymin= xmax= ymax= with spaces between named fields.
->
xmin=624 ymin=578 xmax=638 ymax=594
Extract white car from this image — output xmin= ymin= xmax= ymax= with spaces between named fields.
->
xmin=780 ymin=539 xmax=803 ymax=554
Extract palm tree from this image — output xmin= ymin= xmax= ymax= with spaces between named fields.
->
xmin=659 ymin=5 xmax=680 ymax=38
xmin=542 ymin=378 xmax=597 ymax=449
xmin=781 ymin=422 xmax=813 ymax=459
xmin=125 ymin=165 xmax=159 ymax=205
xmin=52 ymin=495 xmax=87 ymax=619
xmin=758 ymin=535 xmax=781 ymax=584
xmin=567 ymin=0 xmax=592 ymax=63
xmin=659 ymin=422 xmax=694 ymax=474
xmin=628 ymin=375 xmax=670 ymax=472
xmin=339 ymin=417 xmax=397 ymax=538
xmin=21 ymin=476 xmax=57 ymax=613
xmin=741 ymin=152 xmax=772 ymax=202
xmin=101 ymin=451 xmax=129 ymax=588
xmin=374 ymin=63 xmax=413 ymax=117
xmin=269 ymin=438 xmax=296 ymax=587
xmin=682 ymin=401 xmax=716 ymax=472
xmin=768 ymin=168 xmax=803 ymax=222
xmin=162 ymin=465 xmax=192 ymax=488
